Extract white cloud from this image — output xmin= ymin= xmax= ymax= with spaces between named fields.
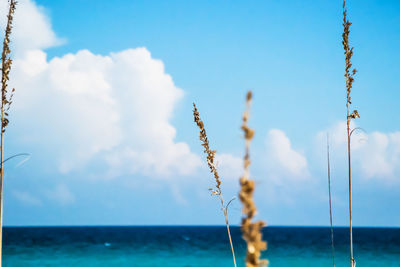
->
xmin=318 ymin=121 xmax=400 ymax=182
xmin=317 ymin=121 xmax=366 ymax=150
xmin=11 ymin=47 xmax=200 ymax=177
xmin=46 ymin=184 xmax=75 ymax=205
xmin=215 ymin=153 xmax=242 ymax=181
xmin=0 ymin=0 xmax=62 ymax=55
xmin=356 ymin=132 xmax=393 ymax=178
xmin=12 ymin=49 xmax=122 ymax=173
xmin=265 ymin=129 xmax=310 ymax=183
xmin=6 ymin=0 xmax=200 ymax=178
xmin=12 ymin=190 xmax=42 ymax=206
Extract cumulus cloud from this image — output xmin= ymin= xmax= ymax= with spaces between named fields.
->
xmin=11 ymin=48 xmax=200 ymax=177
xmin=0 ymin=0 xmax=62 ymax=54
xmin=265 ymin=129 xmax=310 ymax=183
xmin=12 ymin=49 xmax=122 ymax=173
xmin=6 ymin=0 xmax=200 ymax=178
xmin=318 ymin=121 xmax=400 ymax=182
xmin=317 ymin=121 xmax=365 ymax=150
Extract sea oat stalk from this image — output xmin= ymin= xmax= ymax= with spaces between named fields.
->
xmin=327 ymin=134 xmax=335 ymax=267
xmin=193 ymin=103 xmax=237 ymax=267
xmin=239 ymin=91 xmax=267 ymax=267
xmin=342 ymin=1 xmax=359 ymax=266
xmin=0 ymin=0 xmax=17 ymax=263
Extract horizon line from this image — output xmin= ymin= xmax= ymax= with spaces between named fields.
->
xmin=3 ymin=224 xmax=400 ymax=228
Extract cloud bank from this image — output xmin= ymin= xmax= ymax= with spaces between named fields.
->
xmin=319 ymin=121 xmax=400 ymax=182
xmin=6 ymin=0 xmax=200 ymax=178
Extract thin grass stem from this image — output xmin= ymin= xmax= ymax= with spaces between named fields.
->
xmin=0 ymin=1 xmax=17 ymax=263
xmin=327 ymin=134 xmax=335 ymax=267
xmin=193 ymin=103 xmax=237 ymax=267
xmin=342 ymin=1 xmax=359 ymax=266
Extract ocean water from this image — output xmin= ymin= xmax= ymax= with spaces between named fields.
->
xmin=3 ymin=226 xmax=399 ymax=266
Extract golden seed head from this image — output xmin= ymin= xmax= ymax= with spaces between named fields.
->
xmin=239 ymin=91 xmax=268 ymax=267
xmin=193 ymin=103 xmax=222 ymax=194
xmin=1 ymin=0 xmax=17 ymax=132
xmin=343 ymin=0 xmax=360 ymax=121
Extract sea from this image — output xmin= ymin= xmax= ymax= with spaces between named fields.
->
xmin=3 ymin=226 xmax=399 ymax=266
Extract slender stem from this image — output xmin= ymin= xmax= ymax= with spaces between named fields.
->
xmin=0 ymin=1 xmax=16 ymax=263
xmin=327 ymin=134 xmax=335 ymax=267
xmin=193 ymin=104 xmax=237 ymax=267
xmin=219 ymin=195 xmax=237 ymax=267
xmin=0 ymin=103 xmax=3 ymax=267
xmin=347 ymin=110 xmax=354 ymax=267
xmin=2 ymin=153 xmax=30 ymax=164
xmin=0 ymin=56 xmax=4 ymax=265
xmin=0 ymin=106 xmax=3 ymax=266
xmin=0 ymin=10 xmax=5 ymax=265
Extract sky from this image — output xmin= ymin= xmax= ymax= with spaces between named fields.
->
xmin=1 ymin=0 xmax=399 ymax=226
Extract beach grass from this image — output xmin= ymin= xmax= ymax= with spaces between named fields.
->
xmin=239 ymin=91 xmax=268 ymax=267
xmin=342 ymin=0 xmax=359 ymax=266
xmin=0 ymin=0 xmax=17 ymax=264
xmin=193 ymin=103 xmax=237 ymax=267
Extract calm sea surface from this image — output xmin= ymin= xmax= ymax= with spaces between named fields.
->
xmin=3 ymin=226 xmax=400 ymax=266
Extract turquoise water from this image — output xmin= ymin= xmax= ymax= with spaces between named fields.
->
xmin=3 ymin=226 xmax=400 ymax=266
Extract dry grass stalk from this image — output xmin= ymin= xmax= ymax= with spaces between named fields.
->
xmin=0 ymin=0 xmax=17 ymax=262
xmin=327 ymin=134 xmax=335 ymax=267
xmin=342 ymin=1 xmax=359 ymax=266
xmin=0 ymin=0 xmax=17 ymax=263
xmin=239 ymin=91 xmax=267 ymax=267
xmin=193 ymin=103 xmax=237 ymax=267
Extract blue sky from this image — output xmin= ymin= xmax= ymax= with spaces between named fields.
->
xmin=1 ymin=0 xmax=400 ymax=226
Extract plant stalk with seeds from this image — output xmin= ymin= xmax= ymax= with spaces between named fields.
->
xmin=193 ymin=103 xmax=237 ymax=267
xmin=0 ymin=0 xmax=17 ymax=263
xmin=239 ymin=91 xmax=268 ymax=267
xmin=342 ymin=1 xmax=359 ymax=266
